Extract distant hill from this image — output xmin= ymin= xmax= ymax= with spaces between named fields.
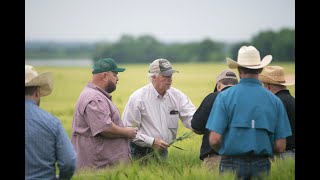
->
xmin=25 ymin=41 xmax=95 ymax=59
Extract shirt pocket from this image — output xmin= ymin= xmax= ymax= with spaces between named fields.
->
xmin=168 ymin=106 xmax=179 ymax=129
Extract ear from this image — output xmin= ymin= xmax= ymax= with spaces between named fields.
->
xmin=265 ymin=83 xmax=270 ymax=90
xmin=35 ymin=87 xmax=41 ymax=97
xmin=152 ymin=75 xmax=156 ymax=81
xmin=217 ymin=82 xmax=222 ymax=91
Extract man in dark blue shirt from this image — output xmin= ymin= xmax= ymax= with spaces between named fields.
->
xmin=191 ymin=69 xmax=238 ymax=171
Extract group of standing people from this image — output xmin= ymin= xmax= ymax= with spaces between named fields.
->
xmin=25 ymin=45 xmax=294 ymax=180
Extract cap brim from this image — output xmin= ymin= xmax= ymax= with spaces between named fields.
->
xmin=226 ymin=55 xmax=272 ymax=69
xmin=160 ymin=69 xmax=179 ymax=76
xmin=113 ymin=67 xmax=126 ymax=72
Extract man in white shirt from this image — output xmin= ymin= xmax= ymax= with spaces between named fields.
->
xmin=122 ymin=58 xmax=196 ymax=160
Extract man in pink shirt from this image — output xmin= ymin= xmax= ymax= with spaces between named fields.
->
xmin=71 ymin=58 xmax=138 ymax=170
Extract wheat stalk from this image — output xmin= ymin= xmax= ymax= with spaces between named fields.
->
xmin=137 ymin=131 xmax=195 ymax=162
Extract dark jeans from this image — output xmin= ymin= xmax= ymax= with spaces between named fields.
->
xmin=130 ymin=142 xmax=168 ymax=161
xmin=219 ymin=156 xmax=271 ymax=180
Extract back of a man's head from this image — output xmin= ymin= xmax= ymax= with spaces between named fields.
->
xmin=238 ymin=66 xmax=263 ymax=75
xmin=220 ymin=78 xmax=238 ymax=86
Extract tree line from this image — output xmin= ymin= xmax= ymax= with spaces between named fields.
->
xmin=26 ymin=28 xmax=294 ymax=63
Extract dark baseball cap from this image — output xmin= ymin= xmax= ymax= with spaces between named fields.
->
xmin=92 ymin=58 xmax=126 ymax=74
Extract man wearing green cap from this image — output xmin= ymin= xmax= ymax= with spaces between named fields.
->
xmin=71 ymin=58 xmax=138 ymax=170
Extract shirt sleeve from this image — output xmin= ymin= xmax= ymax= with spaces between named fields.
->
xmin=85 ymin=97 xmax=113 ymax=136
xmin=274 ymin=100 xmax=292 ymax=140
xmin=191 ymin=93 xmax=215 ymax=133
xmin=178 ymin=92 xmax=196 ymax=129
xmin=122 ymin=95 xmax=154 ymax=147
xmin=55 ymin=120 xmax=76 ymax=179
xmin=206 ymin=93 xmax=228 ymax=135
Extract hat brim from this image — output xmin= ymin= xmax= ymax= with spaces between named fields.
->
xmin=226 ymin=55 xmax=272 ymax=69
xmin=113 ymin=67 xmax=126 ymax=72
xmin=160 ymin=69 xmax=179 ymax=76
xmin=259 ymin=74 xmax=295 ymax=86
xmin=25 ymin=72 xmax=53 ymax=96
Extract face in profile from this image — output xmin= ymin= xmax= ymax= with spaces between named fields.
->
xmin=105 ymin=71 xmax=119 ymax=93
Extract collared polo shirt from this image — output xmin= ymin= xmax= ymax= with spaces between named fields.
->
xmin=122 ymin=83 xmax=196 ymax=147
xmin=206 ymin=78 xmax=292 ymax=156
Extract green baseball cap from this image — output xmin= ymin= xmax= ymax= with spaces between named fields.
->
xmin=92 ymin=58 xmax=126 ymax=74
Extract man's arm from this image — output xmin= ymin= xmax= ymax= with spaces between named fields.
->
xmin=274 ymin=138 xmax=286 ymax=153
xmin=122 ymin=97 xmax=155 ymax=147
xmin=100 ymin=122 xmax=137 ymax=139
xmin=191 ymin=93 xmax=216 ymax=134
xmin=56 ymin=121 xmax=76 ymax=180
xmin=208 ymin=131 xmax=222 ymax=152
xmin=178 ymin=92 xmax=196 ymax=130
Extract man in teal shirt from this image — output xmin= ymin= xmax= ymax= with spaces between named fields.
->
xmin=206 ymin=46 xmax=292 ymax=180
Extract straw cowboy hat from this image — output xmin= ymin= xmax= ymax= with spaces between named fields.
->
xmin=226 ymin=46 xmax=272 ymax=69
xmin=25 ymin=65 xmax=53 ymax=96
xmin=259 ymin=66 xmax=295 ymax=86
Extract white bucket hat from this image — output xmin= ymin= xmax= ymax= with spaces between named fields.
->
xmin=25 ymin=65 xmax=53 ymax=96
xmin=226 ymin=46 xmax=272 ymax=69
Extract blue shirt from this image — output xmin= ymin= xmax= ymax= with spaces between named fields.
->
xmin=206 ymin=78 xmax=292 ymax=156
xmin=25 ymin=99 xmax=76 ymax=180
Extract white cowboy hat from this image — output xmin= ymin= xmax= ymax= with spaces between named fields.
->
xmin=226 ymin=46 xmax=272 ymax=69
xmin=259 ymin=66 xmax=295 ymax=86
xmin=25 ymin=65 xmax=53 ymax=96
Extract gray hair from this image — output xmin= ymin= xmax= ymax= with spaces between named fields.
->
xmin=148 ymin=72 xmax=159 ymax=82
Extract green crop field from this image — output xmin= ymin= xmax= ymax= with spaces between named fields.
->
xmin=34 ymin=62 xmax=295 ymax=179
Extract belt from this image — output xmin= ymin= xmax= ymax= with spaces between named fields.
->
xmin=221 ymin=155 xmax=269 ymax=160
xmin=204 ymin=151 xmax=219 ymax=158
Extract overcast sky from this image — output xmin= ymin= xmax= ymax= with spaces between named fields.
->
xmin=25 ymin=0 xmax=295 ymax=43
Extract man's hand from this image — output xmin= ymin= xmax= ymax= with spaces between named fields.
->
xmin=126 ymin=127 xmax=138 ymax=139
xmin=152 ymin=138 xmax=169 ymax=151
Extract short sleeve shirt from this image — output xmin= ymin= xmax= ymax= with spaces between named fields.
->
xmin=206 ymin=78 xmax=292 ymax=156
xmin=71 ymin=82 xmax=130 ymax=170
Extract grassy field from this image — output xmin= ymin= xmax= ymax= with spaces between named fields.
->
xmin=35 ymin=62 xmax=295 ymax=179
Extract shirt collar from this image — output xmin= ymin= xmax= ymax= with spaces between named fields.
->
xmin=25 ymin=98 xmax=36 ymax=105
xmin=275 ymin=89 xmax=291 ymax=96
xmin=87 ymin=82 xmax=112 ymax=100
xmin=149 ymin=83 xmax=169 ymax=99
xmin=239 ymin=78 xmax=262 ymax=86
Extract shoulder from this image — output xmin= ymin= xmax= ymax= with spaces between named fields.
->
xmin=202 ymin=92 xmax=217 ymax=101
xmin=129 ymin=84 xmax=150 ymax=97
xmin=168 ymin=87 xmax=188 ymax=97
xmin=28 ymin=107 xmax=62 ymax=130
